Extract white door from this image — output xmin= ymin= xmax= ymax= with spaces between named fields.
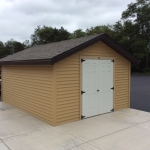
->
xmin=99 ymin=60 xmax=113 ymax=114
xmin=82 ymin=59 xmax=99 ymax=118
xmin=82 ymin=59 xmax=113 ymax=118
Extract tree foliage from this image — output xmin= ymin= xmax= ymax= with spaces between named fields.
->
xmin=86 ymin=25 xmax=113 ymax=36
xmin=0 ymin=41 xmax=5 ymax=58
xmin=111 ymin=20 xmax=147 ymax=59
xmin=70 ymin=26 xmax=114 ymax=39
xmin=122 ymin=0 xmax=150 ymax=38
xmin=0 ymin=40 xmax=25 ymax=58
xmin=71 ymin=29 xmax=86 ymax=39
xmin=31 ymin=26 xmax=70 ymax=46
xmin=121 ymin=0 xmax=150 ymax=68
xmin=3 ymin=40 xmax=25 ymax=57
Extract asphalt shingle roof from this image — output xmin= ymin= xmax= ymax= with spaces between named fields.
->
xmin=0 ymin=34 xmax=99 ymax=62
xmin=0 ymin=33 xmax=139 ymax=65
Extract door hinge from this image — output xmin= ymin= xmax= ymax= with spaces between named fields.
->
xmin=111 ymin=108 xmax=114 ymax=111
xmin=111 ymin=59 xmax=114 ymax=62
xmin=81 ymin=115 xmax=85 ymax=119
xmin=81 ymin=91 xmax=86 ymax=94
xmin=81 ymin=59 xmax=86 ymax=62
xmin=111 ymin=87 xmax=114 ymax=90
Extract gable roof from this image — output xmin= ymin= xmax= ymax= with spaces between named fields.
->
xmin=0 ymin=33 xmax=139 ymax=65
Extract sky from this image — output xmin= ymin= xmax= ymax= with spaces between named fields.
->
xmin=0 ymin=0 xmax=136 ymax=43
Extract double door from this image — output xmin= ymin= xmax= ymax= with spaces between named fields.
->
xmin=82 ymin=59 xmax=114 ymax=118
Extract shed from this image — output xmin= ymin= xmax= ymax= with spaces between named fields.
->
xmin=0 ymin=34 xmax=139 ymax=126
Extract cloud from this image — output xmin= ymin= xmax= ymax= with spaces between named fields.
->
xmin=0 ymin=0 xmax=136 ymax=42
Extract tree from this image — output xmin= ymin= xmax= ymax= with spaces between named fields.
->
xmin=31 ymin=26 xmax=70 ymax=46
xmin=122 ymin=0 xmax=150 ymax=68
xmin=86 ymin=25 xmax=113 ymax=37
xmin=70 ymin=25 xmax=114 ymax=39
xmin=70 ymin=29 xmax=86 ymax=38
xmin=4 ymin=40 xmax=25 ymax=56
xmin=23 ymin=40 xmax=31 ymax=49
xmin=0 ymin=41 xmax=5 ymax=58
xmin=112 ymin=21 xmax=138 ymax=53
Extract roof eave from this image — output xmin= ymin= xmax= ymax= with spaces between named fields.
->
xmin=101 ymin=36 xmax=140 ymax=65
xmin=0 ymin=59 xmax=52 ymax=65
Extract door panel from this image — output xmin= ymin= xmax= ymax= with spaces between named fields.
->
xmin=82 ymin=59 xmax=99 ymax=118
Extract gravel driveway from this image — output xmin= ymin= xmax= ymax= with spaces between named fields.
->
xmin=131 ymin=75 xmax=150 ymax=112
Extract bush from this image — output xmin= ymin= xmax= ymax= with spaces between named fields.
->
xmin=141 ymin=68 xmax=150 ymax=73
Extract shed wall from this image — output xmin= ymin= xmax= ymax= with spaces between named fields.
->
xmin=56 ymin=41 xmax=130 ymax=125
xmin=2 ymin=66 xmax=53 ymax=124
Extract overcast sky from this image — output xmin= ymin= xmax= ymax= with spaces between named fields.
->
xmin=0 ymin=0 xmax=136 ymax=43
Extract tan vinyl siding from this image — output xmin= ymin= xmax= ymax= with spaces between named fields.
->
xmin=2 ymin=66 xmax=53 ymax=124
xmin=56 ymin=41 xmax=130 ymax=125
xmin=56 ymin=56 xmax=80 ymax=125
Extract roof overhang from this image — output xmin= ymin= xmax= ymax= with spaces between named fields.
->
xmin=0 ymin=59 xmax=52 ymax=65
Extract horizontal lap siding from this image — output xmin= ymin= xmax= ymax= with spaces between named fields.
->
xmin=115 ymin=60 xmax=130 ymax=110
xmin=2 ymin=66 xmax=53 ymax=124
xmin=56 ymin=56 xmax=80 ymax=125
xmin=56 ymin=41 xmax=130 ymax=125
